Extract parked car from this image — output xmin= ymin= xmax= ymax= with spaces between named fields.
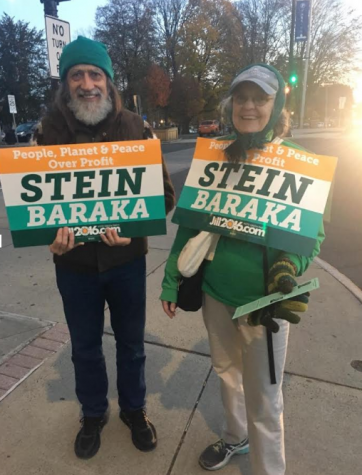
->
xmin=15 ymin=122 xmax=38 ymax=143
xmin=198 ymin=119 xmax=220 ymax=137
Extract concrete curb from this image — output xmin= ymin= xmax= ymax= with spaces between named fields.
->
xmin=0 ymin=311 xmax=55 ymax=366
xmin=0 ymin=323 xmax=70 ymax=402
xmin=315 ymin=257 xmax=362 ymax=304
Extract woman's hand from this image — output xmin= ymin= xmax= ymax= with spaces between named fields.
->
xmin=162 ymin=300 xmax=177 ymax=319
xmin=49 ymin=227 xmax=84 ymax=256
xmin=100 ymin=228 xmax=131 ymax=247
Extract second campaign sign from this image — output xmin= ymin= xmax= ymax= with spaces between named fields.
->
xmin=172 ymin=138 xmax=337 ymax=257
xmin=0 ymin=140 xmax=167 ymax=248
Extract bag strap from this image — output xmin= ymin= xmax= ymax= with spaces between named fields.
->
xmin=205 ymin=234 xmax=220 ymax=261
xmin=262 ymin=246 xmax=277 ymax=385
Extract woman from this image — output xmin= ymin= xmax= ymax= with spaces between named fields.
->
xmin=160 ymin=63 xmax=324 ymax=475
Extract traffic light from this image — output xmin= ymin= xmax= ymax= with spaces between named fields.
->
xmin=289 ymin=73 xmax=298 ymax=86
xmin=285 ymin=85 xmax=291 ymax=95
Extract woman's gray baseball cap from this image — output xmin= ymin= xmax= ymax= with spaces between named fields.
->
xmin=229 ymin=65 xmax=279 ymax=95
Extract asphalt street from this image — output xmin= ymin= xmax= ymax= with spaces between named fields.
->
xmin=293 ymin=131 xmax=362 ymax=289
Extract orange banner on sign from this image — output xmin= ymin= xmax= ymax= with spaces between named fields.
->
xmin=0 ymin=140 xmax=161 ymax=174
xmin=194 ymin=138 xmax=337 ymax=182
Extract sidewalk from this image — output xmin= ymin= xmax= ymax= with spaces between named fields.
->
xmin=1 ymin=215 xmax=362 ymax=474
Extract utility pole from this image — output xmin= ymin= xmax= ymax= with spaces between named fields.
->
xmin=300 ymin=0 xmax=313 ymax=129
xmin=288 ymin=0 xmax=297 ymax=112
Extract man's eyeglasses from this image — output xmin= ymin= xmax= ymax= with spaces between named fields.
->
xmin=233 ymin=94 xmax=274 ymax=107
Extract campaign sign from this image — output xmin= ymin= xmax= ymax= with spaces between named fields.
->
xmin=172 ymin=138 xmax=338 ymax=257
xmin=0 ymin=140 xmax=166 ymax=247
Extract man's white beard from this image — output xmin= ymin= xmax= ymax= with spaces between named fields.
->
xmin=67 ymin=89 xmax=113 ymax=126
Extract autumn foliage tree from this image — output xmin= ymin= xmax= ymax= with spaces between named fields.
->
xmin=146 ymin=64 xmax=171 ymax=108
xmin=177 ymin=0 xmax=243 ymax=116
xmin=145 ymin=64 xmax=171 ymax=124
xmin=92 ymin=0 xmax=362 ymax=128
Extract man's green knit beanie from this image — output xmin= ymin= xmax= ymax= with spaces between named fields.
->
xmin=59 ymin=36 xmax=114 ymax=81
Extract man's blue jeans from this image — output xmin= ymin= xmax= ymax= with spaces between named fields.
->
xmin=56 ymin=256 xmax=146 ymax=417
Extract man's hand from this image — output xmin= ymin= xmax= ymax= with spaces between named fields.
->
xmin=49 ymin=227 xmax=84 ymax=256
xmin=161 ymin=301 xmax=177 ymax=319
xmin=100 ymin=228 xmax=131 ymax=247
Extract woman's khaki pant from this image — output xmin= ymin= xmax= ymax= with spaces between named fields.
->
xmin=202 ymin=293 xmax=289 ymax=475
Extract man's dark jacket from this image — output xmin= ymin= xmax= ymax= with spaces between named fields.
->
xmin=36 ymin=104 xmax=175 ymax=273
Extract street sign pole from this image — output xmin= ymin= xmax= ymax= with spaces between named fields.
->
xmin=300 ymin=0 xmax=313 ymax=130
xmin=321 ymin=82 xmax=333 ymax=129
xmin=325 ymin=86 xmax=328 ymax=128
xmin=339 ymin=97 xmax=346 ymax=127
xmin=12 ymin=114 xmax=18 ymax=143
xmin=8 ymin=95 xmax=18 ymax=142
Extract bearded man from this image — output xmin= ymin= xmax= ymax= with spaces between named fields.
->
xmin=35 ymin=36 xmax=175 ymax=460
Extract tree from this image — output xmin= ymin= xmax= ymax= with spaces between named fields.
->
xmin=235 ymin=0 xmax=290 ymax=66
xmin=176 ymin=0 xmax=244 ymax=117
xmin=168 ymin=74 xmax=204 ymax=132
xmin=153 ymin=0 xmax=192 ymax=77
xmin=146 ymin=64 xmax=171 ymax=108
xmin=93 ymin=0 xmax=361 ymax=127
xmin=235 ymin=0 xmax=362 ymax=121
xmin=303 ymin=0 xmax=362 ymax=85
xmin=0 ymin=14 xmax=50 ymax=126
xmin=145 ymin=64 xmax=171 ymax=123
xmin=94 ymin=0 xmax=156 ymax=110
xmin=291 ymin=0 xmax=362 ymax=118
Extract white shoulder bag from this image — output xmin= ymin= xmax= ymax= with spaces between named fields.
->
xmin=177 ymin=231 xmax=220 ymax=278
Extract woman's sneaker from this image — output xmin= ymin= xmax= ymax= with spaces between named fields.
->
xmin=199 ymin=438 xmax=249 ymax=471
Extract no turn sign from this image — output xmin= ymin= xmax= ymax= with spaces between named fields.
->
xmin=45 ymin=15 xmax=71 ymax=79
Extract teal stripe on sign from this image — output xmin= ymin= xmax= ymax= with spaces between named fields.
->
xmin=177 ymin=186 xmax=321 ymax=239
xmin=172 ymin=208 xmax=317 ymax=256
xmin=6 ymin=196 xmax=165 ymax=231
xmin=10 ymin=219 xmax=167 ymax=248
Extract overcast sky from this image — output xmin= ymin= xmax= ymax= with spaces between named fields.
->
xmin=0 ymin=0 xmax=107 ymax=38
